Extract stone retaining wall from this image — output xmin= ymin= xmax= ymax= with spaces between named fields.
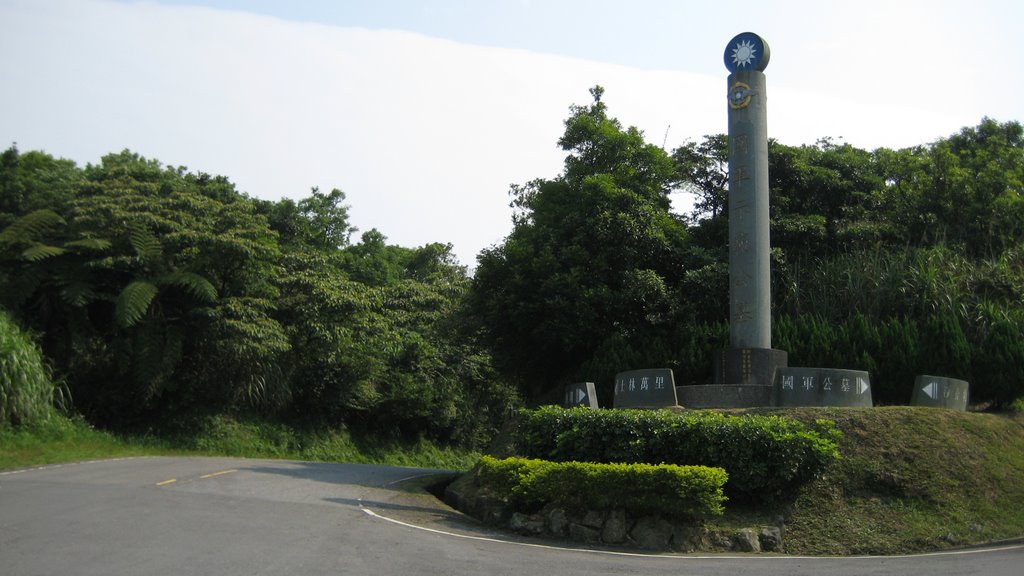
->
xmin=443 ymin=472 xmax=783 ymax=553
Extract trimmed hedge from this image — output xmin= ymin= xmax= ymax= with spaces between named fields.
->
xmin=476 ymin=455 xmax=727 ymax=520
xmin=513 ymin=407 xmax=841 ymax=501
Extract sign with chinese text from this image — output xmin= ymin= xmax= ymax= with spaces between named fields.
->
xmin=612 ymin=369 xmax=678 ymax=409
xmin=776 ymin=368 xmax=872 ymax=408
xmin=911 ymin=375 xmax=969 ymax=411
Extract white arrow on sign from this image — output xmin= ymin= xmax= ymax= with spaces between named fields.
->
xmin=923 ymin=381 xmax=939 ymax=399
xmin=575 ymin=388 xmax=587 ymax=404
xmin=857 ymin=378 xmax=870 ymax=395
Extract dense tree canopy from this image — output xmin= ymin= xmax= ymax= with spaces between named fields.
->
xmin=472 ymin=90 xmax=1024 ymax=408
xmin=0 ymin=146 xmax=514 ymax=444
xmin=470 ymin=87 xmax=691 ymax=402
xmin=3 ymin=94 xmax=1022 ymax=440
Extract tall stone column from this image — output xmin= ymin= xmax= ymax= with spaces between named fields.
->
xmin=715 ymin=32 xmax=786 ymax=386
xmin=727 ymin=68 xmax=770 ymax=349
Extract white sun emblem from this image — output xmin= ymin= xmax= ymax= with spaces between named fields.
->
xmin=731 ymin=39 xmax=757 ymax=68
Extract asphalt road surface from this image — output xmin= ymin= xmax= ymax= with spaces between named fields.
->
xmin=2 ymin=457 xmax=1021 ymax=575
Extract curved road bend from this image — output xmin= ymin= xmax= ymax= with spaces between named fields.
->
xmin=1 ymin=457 xmax=1021 ymax=575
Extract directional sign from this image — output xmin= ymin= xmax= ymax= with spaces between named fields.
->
xmin=564 ymin=382 xmax=599 ymax=409
xmin=922 ymin=381 xmax=939 ymax=400
xmin=912 ymin=375 xmax=969 ymax=411
xmin=776 ymin=368 xmax=873 ymax=407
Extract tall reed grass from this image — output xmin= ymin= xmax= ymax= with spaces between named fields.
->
xmin=1 ymin=311 xmax=58 ymax=427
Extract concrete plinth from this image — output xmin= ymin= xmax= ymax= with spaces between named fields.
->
xmin=677 ymin=384 xmax=773 ymax=409
xmin=714 ymin=348 xmax=788 ymax=386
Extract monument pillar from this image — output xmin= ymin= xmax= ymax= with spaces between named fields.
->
xmin=716 ymin=32 xmax=786 ymax=386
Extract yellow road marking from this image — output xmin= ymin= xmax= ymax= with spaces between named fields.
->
xmin=199 ymin=469 xmax=238 ymax=479
xmin=156 ymin=478 xmax=177 ymax=486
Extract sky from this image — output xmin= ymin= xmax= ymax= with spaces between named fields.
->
xmin=1 ymin=0 xmax=1021 ymax=267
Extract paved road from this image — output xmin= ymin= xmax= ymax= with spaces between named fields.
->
xmin=1 ymin=457 xmax=1021 ymax=575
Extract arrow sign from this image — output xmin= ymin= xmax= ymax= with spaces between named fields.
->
xmin=574 ymin=388 xmax=587 ymax=404
xmin=857 ymin=378 xmax=870 ymax=395
xmin=923 ymin=381 xmax=939 ymax=399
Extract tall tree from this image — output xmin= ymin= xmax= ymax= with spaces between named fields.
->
xmin=470 ymin=87 xmax=689 ymax=402
xmin=1 ymin=150 xmax=290 ymax=424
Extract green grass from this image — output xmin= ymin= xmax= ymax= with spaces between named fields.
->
xmin=0 ymin=413 xmax=481 ymax=473
xmin=0 ymin=416 xmax=170 ymax=470
xmin=730 ymin=406 xmax=1024 ymax=555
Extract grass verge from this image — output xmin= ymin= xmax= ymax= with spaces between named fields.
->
xmin=0 ymin=413 xmax=480 ymax=473
xmin=734 ymin=406 xmax=1024 ymax=555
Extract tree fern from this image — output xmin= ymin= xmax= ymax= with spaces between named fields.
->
xmin=158 ymin=271 xmax=218 ymax=302
xmin=132 ymin=322 xmax=168 ymax=401
xmin=128 ymin=224 xmax=162 ymax=262
xmin=0 ymin=209 xmax=66 ymax=247
xmin=64 ymin=238 xmax=112 ymax=252
xmin=20 ymin=243 xmax=66 ymax=262
xmin=115 ymin=281 xmax=159 ymax=328
xmin=60 ymin=280 xmax=99 ymax=307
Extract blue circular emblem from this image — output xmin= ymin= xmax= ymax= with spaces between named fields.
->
xmin=724 ymin=32 xmax=770 ymax=73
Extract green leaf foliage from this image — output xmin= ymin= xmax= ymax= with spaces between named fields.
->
xmin=476 ymin=455 xmax=727 ymax=520
xmin=673 ymin=119 xmax=1024 ymax=407
xmin=157 ymin=271 xmax=218 ymax=303
xmin=20 ymin=243 xmax=66 ymax=262
xmin=470 ymin=87 xmax=689 ymax=401
xmin=0 ymin=209 xmax=66 ymax=247
xmin=115 ymin=281 xmax=159 ymax=328
xmin=514 ymin=407 xmax=841 ymax=502
xmin=1 ymin=311 xmax=57 ymax=427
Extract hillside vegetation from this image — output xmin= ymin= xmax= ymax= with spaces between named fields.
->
xmin=740 ymin=406 xmax=1024 ymax=555
xmin=470 ymin=405 xmax=1024 ymax=554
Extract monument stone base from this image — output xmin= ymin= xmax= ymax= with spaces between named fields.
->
xmin=714 ymin=348 xmax=788 ymax=386
xmin=677 ymin=384 xmax=773 ymax=409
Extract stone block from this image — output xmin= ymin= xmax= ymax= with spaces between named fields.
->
xmin=569 ymin=523 xmax=602 ymax=544
xmin=759 ymin=526 xmax=782 ymax=552
xmin=776 ymin=367 xmax=872 ymax=407
xmin=601 ymin=509 xmax=628 ymax=544
xmin=676 ymin=384 xmax=773 ymax=409
xmin=715 ymin=348 xmax=788 ymax=385
xmin=613 ymin=369 xmax=678 ymax=409
xmin=732 ymin=528 xmax=761 ymax=552
xmin=630 ymin=516 xmax=674 ymax=549
xmin=581 ymin=510 xmax=605 ymax=529
xmin=546 ymin=508 xmax=569 ymax=536
xmin=672 ymin=526 xmax=711 ymax=553
xmin=911 ymin=375 xmax=970 ymax=411
xmin=509 ymin=512 xmax=544 ymax=535
xmin=563 ymin=382 xmax=599 ymax=409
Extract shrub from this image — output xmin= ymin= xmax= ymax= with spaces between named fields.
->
xmin=514 ymin=406 xmax=841 ymax=501
xmin=476 ymin=455 xmax=727 ymax=520
xmin=1 ymin=311 xmax=58 ymax=427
